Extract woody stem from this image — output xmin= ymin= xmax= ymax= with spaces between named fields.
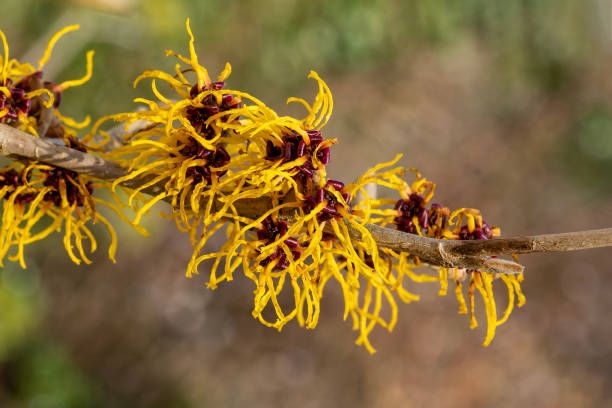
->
xmin=2 ymin=123 xmax=610 ymax=275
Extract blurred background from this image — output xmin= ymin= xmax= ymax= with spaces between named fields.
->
xmin=1 ymin=0 xmax=612 ymax=406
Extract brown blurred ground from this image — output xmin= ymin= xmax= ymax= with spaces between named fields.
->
xmin=1 ymin=1 xmax=612 ymax=407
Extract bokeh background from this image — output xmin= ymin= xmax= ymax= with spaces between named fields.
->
xmin=1 ymin=0 xmax=612 ymax=406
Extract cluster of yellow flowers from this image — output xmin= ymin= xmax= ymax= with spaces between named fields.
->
xmin=0 ymin=21 xmax=525 ymax=352
xmin=358 ymin=166 xmax=526 ymax=348
xmin=0 ymin=26 xmax=144 ymax=268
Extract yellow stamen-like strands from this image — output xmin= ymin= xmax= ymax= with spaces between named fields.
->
xmin=37 ymin=24 xmax=80 ymax=70
xmin=57 ymin=50 xmax=94 ymax=91
xmin=0 ymin=29 xmax=9 ymax=83
xmin=25 ymin=88 xmax=55 ymax=108
xmin=0 ymin=162 xmax=143 ymax=268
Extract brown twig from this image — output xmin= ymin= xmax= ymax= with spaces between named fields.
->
xmin=443 ymin=228 xmax=612 ymax=256
xmin=0 ymin=123 xmax=126 ymax=179
xmin=2 ymin=123 xmax=611 ymax=275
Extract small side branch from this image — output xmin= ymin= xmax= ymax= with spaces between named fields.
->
xmin=444 ymin=228 xmax=612 ymax=257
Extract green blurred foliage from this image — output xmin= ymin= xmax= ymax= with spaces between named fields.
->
xmin=0 ymin=264 xmax=103 ymax=407
xmin=0 ymin=0 xmax=601 ymax=118
xmin=4 ymin=342 xmax=103 ymax=408
xmin=563 ymin=106 xmax=612 ymax=196
xmin=0 ymin=266 xmax=40 ymax=362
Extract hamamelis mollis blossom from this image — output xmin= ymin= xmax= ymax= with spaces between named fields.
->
xmin=0 ymin=158 xmax=124 ymax=267
xmin=353 ymin=162 xmax=527 ymax=346
xmin=0 ymin=26 xmax=145 ymax=267
xmin=94 ymin=20 xmax=524 ymax=352
xmin=0 ymin=25 xmax=94 ymax=138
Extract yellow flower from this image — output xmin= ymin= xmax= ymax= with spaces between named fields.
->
xmin=89 ymin=20 xmax=379 ymax=351
xmin=95 ymin=19 xmax=524 ymax=352
xmin=356 ymin=161 xmax=527 ymax=346
xmin=0 ymin=25 xmax=144 ymax=268
xmin=0 ymin=25 xmax=93 ymax=138
xmin=0 ymin=158 xmax=143 ymax=268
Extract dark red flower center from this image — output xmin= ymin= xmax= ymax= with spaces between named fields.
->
xmin=303 ymin=180 xmax=350 ymax=222
xmin=394 ymin=193 xmax=428 ymax=234
xmin=265 ymin=129 xmax=331 ymax=187
xmin=257 ymin=217 xmax=301 ymax=271
xmin=186 ymin=82 xmax=242 ymax=138
xmin=180 ymin=142 xmax=231 ymax=184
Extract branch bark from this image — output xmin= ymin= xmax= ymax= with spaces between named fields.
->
xmin=2 ymin=123 xmax=611 ymax=275
xmin=0 ymin=123 xmax=126 ymax=179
